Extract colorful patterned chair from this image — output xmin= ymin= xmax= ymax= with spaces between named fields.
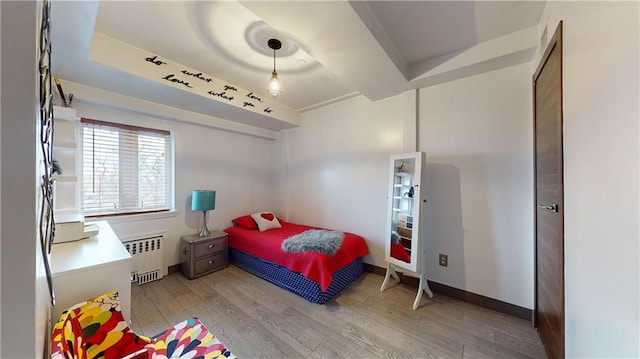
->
xmin=51 ymin=291 xmax=236 ymax=359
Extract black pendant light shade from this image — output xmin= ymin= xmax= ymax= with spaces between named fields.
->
xmin=267 ymin=38 xmax=282 ymax=98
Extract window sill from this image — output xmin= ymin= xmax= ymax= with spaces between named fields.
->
xmin=86 ymin=210 xmax=179 ymax=224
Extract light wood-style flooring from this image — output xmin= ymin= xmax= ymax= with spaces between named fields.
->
xmin=131 ymin=265 xmax=547 ymax=358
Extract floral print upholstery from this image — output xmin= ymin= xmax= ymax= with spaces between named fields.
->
xmin=51 ymin=292 xmax=151 ymax=359
xmin=52 ymin=291 xmax=236 ymax=359
xmin=151 ymin=317 xmax=236 ymax=359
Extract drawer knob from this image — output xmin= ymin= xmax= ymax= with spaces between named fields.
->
xmin=208 ymin=260 xmax=213 ymax=264
xmin=208 ymin=244 xmax=214 ymax=249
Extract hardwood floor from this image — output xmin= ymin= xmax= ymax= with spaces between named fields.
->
xmin=131 ymin=265 xmax=547 ymax=358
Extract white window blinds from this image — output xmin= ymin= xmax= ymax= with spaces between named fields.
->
xmin=81 ymin=119 xmax=173 ymax=216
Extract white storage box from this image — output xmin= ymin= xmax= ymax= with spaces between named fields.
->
xmin=54 ymin=214 xmax=99 ymax=243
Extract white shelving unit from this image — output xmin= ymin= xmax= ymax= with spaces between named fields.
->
xmin=392 ymin=172 xmax=413 ymax=214
xmin=53 ymin=106 xmax=81 ymax=216
xmin=392 ymin=171 xmax=414 ymax=255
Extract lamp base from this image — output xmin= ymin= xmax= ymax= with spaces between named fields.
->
xmin=198 ymin=210 xmax=211 ymax=237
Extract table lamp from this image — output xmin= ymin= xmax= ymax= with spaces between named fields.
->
xmin=191 ymin=190 xmax=216 ymax=237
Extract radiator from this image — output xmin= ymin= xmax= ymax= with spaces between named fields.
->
xmin=122 ymin=232 xmax=165 ymax=285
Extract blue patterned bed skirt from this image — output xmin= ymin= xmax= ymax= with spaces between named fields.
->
xmin=228 ymin=248 xmax=364 ymax=304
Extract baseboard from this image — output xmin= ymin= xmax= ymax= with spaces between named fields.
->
xmin=363 ymin=263 xmax=532 ymax=321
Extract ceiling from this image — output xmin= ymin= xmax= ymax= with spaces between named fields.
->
xmin=50 ymin=1 xmax=545 ymax=131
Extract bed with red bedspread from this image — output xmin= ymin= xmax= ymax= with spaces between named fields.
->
xmin=225 ymin=220 xmax=369 ymax=304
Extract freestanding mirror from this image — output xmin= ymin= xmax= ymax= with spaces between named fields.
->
xmin=380 ymin=152 xmax=433 ymax=309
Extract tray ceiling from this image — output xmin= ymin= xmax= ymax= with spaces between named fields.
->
xmin=51 ymin=1 xmax=545 ymax=130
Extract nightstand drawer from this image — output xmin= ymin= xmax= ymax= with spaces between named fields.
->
xmin=194 ymin=236 xmax=226 ymax=258
xmin=194 ymin=252 xmax=227 ymax=275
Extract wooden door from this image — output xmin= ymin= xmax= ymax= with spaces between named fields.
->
xmin=533 ymin=22 xmax=564 ymax=359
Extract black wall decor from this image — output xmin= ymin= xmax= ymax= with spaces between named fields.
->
xmin=38 ymin=0 xmax=56 ymax=307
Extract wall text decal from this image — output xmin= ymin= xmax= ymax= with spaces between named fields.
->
xmin=207 ymin=90 xmax=234 ymax=101
xmin=246 ymin=92 xmax=263 ymax=103
xmin=94 ymin=34 xmax=304 ymax=125
xmin=181 ymin=69 xmax=213 ymax=83
xmin=145 ymin=55 xmax=166 ymax=66
xmin=143 ymin=53 xmax=279 ymax=114
xmin=120 ymin=50 xmax=301 ymax=122
xmin=162 ymin=74 xmax=193 ymax=88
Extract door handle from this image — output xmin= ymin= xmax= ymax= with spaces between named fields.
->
xmin=537 ymin=203 xmax=559 ymax=212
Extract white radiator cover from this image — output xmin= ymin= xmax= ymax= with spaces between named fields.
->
xmin=121 ymin=231 xmax=166 ymax=284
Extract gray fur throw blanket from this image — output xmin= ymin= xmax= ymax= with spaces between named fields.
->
xmin=281 ymin=229 xmax=345 ymax=256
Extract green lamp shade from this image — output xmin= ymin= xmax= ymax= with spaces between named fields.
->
xmin=191 ymin=190 xmax=216 ymax=211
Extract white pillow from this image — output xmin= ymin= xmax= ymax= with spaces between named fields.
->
xmin=251 ymin=212 xmax=282 ymax=232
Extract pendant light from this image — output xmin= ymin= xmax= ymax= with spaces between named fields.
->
xmin=267 ymin=38 xmax=282 ymax=98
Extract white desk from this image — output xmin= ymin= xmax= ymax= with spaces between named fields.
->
xmin=51 ymin=221 xmax=132 ymax=323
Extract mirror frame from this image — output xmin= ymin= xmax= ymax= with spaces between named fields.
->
xmin=385 ymin=152 xmax=425 ymax=273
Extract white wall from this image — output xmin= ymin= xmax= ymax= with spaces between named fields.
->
xmin=278 ymin=64 xmax=534 ymax=312
xmin=0 ymin=1 xmax=50 ymax=357
xmin=538 ymin=2 xmax=639 ymax=357
xmin=71 ymin=97 xmax=277 ymax=269
xmin=277 ymin=95 xmax=404 ymax=267
xmin=419 ymin=62 xmax=534 ymax=309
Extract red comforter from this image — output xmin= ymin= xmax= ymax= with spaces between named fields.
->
xmin=225 ymin=222 xmax=369 ymax=291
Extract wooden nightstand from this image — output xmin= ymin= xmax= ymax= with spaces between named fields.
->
xmin=180 ymin=231 xmax=228 ymax=279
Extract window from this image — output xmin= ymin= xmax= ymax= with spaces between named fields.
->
xmin=81 ymin=118 xmax=173 ymax=216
